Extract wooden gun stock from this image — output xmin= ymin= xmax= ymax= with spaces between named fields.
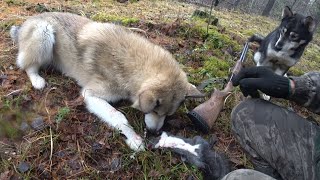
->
xmin=188 ymin=42 xmax=249 ymax=133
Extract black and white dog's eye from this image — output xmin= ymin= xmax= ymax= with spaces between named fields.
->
xmin=281 ymin=28 xmax=287 ymax=34
xmin=289 ymin=32 xmax=298 ymax=40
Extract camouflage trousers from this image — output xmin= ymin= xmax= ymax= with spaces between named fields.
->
xmin=223 ymin=99 xmax=320 ymax=180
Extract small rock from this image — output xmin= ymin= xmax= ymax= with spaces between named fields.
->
xmin=55 ymin=151 xmax=66 ymax=158
xmin=37 ymin=164 xmax=51 ymax=179
xmin=20 ymin=122 xmax=30 ymax=133
xmin=110 ymin=158 xmax=121 ymax=172
xmin=17 ymin=162 xmax=30 ymax=173
xmin=31 ymin=117 xmax=45 ymax=131
xmin=68 ymin=159 xmax=81 ymax=170
xmin=92 ymin=142 xmax=103 ymax=152
xmin=97 ymin=160 xmax=109 ymax=171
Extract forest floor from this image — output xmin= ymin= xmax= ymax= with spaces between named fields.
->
xmin=0 ymin=0 xmax=319 ymax=179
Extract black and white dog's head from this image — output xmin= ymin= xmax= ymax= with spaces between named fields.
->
xmin=252 ymin=6 xmax=316 ymax=76
xmin=273 ymin=6 xmax=315 ymax=53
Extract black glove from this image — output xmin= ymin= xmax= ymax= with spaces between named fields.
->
xmin=231 ymin=66 xmax=292 ymax=98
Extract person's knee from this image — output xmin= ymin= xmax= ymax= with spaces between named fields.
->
xmin=221 ymin=169 xmax=276 ymax=180
xmin=231 ymin=99 xmax=258 ymax=131
xmin=231 ymin=99 xmax=275 ymax=137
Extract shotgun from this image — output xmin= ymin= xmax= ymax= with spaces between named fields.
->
xmin=187 ymin=42 xmax=249 ymax=133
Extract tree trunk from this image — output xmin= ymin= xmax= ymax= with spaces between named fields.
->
xmin=249 ymin=0 xmax=256 ymax=13
xmin=233 ymin=0 xmax=241 ymax=8
xmin=262 ymin=0 xmax=276 ymax=16
xmin=307 ymin=0 xmax=316 ymax=11
xmin=301 ymin=0 xmax=310 ymax=13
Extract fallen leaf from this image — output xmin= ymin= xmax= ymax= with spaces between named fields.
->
xmin=0 ymin=171 xmax=11 ymax=180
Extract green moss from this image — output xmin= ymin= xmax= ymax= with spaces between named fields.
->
xmin=242 ymin=29 xmax=257 ymax=37
xmin=0 ymin=123 xmax=19 ymax=138
xmin=121 ymin=18 xmax=140 ymax=26
xmin=192 ymin=10 xmax=210 ymax=19
xmin=5 ymin=0 xmax=25 ymax=6
xmin=288 ymin=67 xmax=304 ymax=76
xmin=175 ymin=23 xmax=207 ymax=39
xmin=198 ymin=56 xmax=230 ymax=78
xmin=192 ymin=10 xmax=218 ymax=26
xmin=303 ymin=46 xmax=320 ymax=64
xmin=90 ymin=12 xmax=139 ymax=26
xmin=0 ymin=117 xmax=22 ymax=139
xmin=205 ymin=29 xmax=240 ymax=51
xmin=0 ymin=20 xmax=16 ymax=31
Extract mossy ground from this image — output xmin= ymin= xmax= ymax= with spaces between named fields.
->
xmin=0 ymin=0 xmax=319 ymax=179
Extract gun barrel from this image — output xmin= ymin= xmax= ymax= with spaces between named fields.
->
xmin=188 ymin=42 xmax=249 ymax=133
xmin=240 ymin=42 xmax=249 ymax=63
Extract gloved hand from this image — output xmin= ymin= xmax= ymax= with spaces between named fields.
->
xmin=231 ymin=66 xmax=293 ymax=98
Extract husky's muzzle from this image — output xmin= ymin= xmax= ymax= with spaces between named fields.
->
xmin=144 ymin=112 xmax=165 ymax=134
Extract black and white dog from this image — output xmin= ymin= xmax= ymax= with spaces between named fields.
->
xmin=249 ymin=6 xmax=315 ymax=76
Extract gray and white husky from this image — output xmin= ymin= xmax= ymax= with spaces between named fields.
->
xmin=10 ymin=12 xmax=202 ymax=151
xmin=249 ymin=6 xmax=315 ymax=76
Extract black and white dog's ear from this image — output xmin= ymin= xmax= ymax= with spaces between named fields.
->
xmin=304 ymin=16 xmax=316 ymax=32
xmin=282 ymin=6 xmax=293 ymax=19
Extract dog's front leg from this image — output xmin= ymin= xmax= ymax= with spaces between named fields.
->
xmin=82 ymin=92 xmax=145 ymax=151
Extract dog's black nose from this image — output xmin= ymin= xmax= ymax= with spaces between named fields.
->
xmin=275 ymin=42 xmax=283 ymax=51
xmin=275 ymin=46 xmax=282 ymax=51
xmin=147 ymin=128 xmax=162 ymax=136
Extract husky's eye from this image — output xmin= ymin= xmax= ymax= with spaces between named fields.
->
xmin=289 ymin=32 xmax=299 ymax=40
xmin=281 ymin=28 xmax=287 ymax=34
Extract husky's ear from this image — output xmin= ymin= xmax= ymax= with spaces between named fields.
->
xmin=282 ymin=6 xmax=293 ymax=19
xmin=304 ymin=16 xmax=316 ymax=32
xmin=132 ymin=90 xmax=158 ymax=113
xmin=185 ymin=83 xmax=205 ymax=98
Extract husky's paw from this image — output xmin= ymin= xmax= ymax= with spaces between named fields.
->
xmin=125 ymin=135 xmax=145 ymax=152
xmin=30 ymin=75 xmax=46 ymax=89
xmin=262 ymin=93 xmax=271 ymax=101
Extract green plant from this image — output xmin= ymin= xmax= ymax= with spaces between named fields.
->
xmin=55 ymin=107 xmax=70 ymax=124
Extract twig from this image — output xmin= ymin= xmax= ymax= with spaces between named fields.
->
xmin=0 ymin=141 xmax=14 ymax=147
xmin=5 ymin=89 xmax=23 ymax=97
xmin=206 ymin=0 xmax=215 ymax=36
xmin=77 ymin=140 xmax=88 ymax=170
xmin=128 ymin=27 xmax=148 ymax=38
xmin=44 ymin=87 xmax=57 ymax=123
xmin=49 ymin=126 xmax=53 ymax=172
xmin=66 ymin=170 xmax=86 ymax=179
xmin=44 ymin=87 xmax=56 ymax=172
xmin=224 ymin=137 xmax=234 ymax=152
xmin=223 ymin=93 xmax=232 ymax=105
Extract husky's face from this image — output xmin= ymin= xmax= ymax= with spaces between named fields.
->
xmin=133 ymin=82 xmax=202 ymax=133
xmin=274 ymin=6 xmax=315 ymax=52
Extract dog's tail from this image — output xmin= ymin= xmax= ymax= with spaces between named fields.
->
xmin=248 ymin=34 xmax=264 ymax=44
xmin=10 ymin=25 xmax=20 ymax=44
